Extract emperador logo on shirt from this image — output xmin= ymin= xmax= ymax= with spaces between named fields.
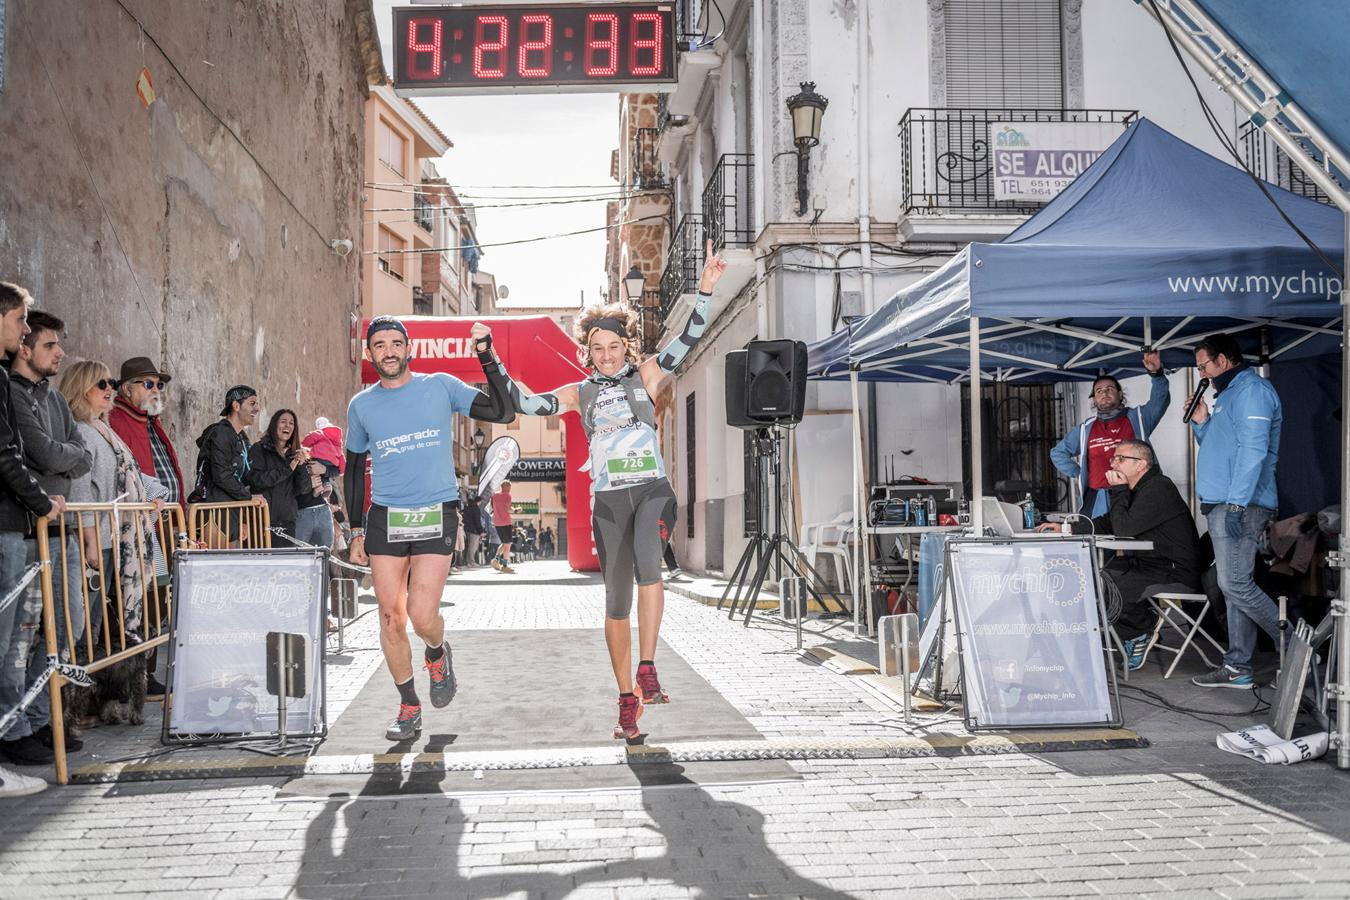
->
xmin=374 ymin=427 xmax=443 ymax=458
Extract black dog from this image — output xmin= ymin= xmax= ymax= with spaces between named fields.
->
xmin=66 ymin=635 xmax=149 ymax=728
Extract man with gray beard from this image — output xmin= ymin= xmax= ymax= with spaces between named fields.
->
xmin=109 ymin=357 xmax=184 ymax=700
xmin=109 ymin=357 xmax=185 ymax=511
xmin=1051 ymin=351 xmax=1170 ymax=519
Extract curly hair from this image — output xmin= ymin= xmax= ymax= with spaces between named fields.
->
xmin=572 ymin=301 xmax=641 ymax=369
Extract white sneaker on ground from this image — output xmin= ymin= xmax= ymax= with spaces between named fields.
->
xmin=0 ymin=763 xmax=47 ymax=797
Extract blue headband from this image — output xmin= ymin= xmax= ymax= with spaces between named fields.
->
xmin=366 ymin=316 xmax=409 ymax=342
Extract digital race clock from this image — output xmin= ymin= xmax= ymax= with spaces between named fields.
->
xmin=392 ymin=3 xmax=677 ymax=95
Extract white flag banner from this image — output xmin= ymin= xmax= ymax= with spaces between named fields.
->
xmin=1216 ymin=724 xmax=1328 ymax=765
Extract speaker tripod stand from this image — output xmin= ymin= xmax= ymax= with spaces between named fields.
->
xmin=717 ymin=427 xmax=846 ymax=626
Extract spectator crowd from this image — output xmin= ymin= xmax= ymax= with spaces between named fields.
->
xmin=0 ymin=282 xmax=346 ymax=796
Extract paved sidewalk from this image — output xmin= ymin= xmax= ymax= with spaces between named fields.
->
xmin=1 ymin=560 xmax=1348 ymax=899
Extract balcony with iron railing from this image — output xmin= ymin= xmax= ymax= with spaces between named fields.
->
xmin=631 ymin=127 xmax=666 ymax=190
xmin=1238 ymin=122 xmax=1335 ymax=205
xmin=702 ymin=153 xmax=754 ymax=251
xmin=898 ymin=108 xmax=1137 ymax=241
xmin=634 ymin=288 xmax=663 ymax=356
xmin=659 ymin=213 xmax=703 ymax=322
xmin=413 ymin=192 xmax=434 ymax=233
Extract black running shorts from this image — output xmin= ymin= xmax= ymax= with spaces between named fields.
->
xmin=495 ymin=524 xmax=514 ymax=542
xmin=365 ymin=501 xmax=461 ymax=558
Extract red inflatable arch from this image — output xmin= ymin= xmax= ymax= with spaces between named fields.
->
xmin=361 ymin=315 xmax=598 ymax=571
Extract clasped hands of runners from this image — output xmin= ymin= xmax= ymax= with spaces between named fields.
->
xmin=466 ymin=241 xmax=728 ymax=349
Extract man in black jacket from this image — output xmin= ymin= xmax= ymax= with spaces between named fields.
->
xmin=6 ymin=308 xmax=90 ymax=758
xmin=192 ymin=385 xmax=264 ymax=546
xmin=0 ymin=284 xmax=65 ymax=770
xmin=1062 ymin=439 xmax=1201 ymax=670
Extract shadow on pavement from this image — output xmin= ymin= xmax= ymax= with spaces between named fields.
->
xmin=292 ymin=761 xmax=855 ymax=900
xmin=1040 ymin=651 xmax=1350 ymax=842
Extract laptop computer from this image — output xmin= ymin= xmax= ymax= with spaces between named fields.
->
xmin=981 ymin=497 xmax=1028 ymax=537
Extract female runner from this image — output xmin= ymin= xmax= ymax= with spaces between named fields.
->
xmin=470 ymin=242 xmax=725 ymax=739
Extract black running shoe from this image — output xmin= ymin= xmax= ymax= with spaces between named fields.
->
xmin=425 ymin=643 xmax=457 ymax=708
xmin=385 ymin=703 xmax=422 ymax=741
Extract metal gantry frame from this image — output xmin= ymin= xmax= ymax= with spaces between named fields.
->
xmin=1132 ymin=0 xmax=1350 ymax=768
xmin=1138 ymin=0 xmax=1350 ymax=773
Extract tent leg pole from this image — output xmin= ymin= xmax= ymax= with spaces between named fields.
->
xmin=850 ymin=369 xmax=863 ymax=636
xmin=970 ymin=316 xmax=984 ymax=534
xmin=1338 ymin=213 xmax=1350 ymax=770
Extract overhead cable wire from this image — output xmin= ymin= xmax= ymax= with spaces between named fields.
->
xmin=364 ymin=181 xmax=625 ymax=190
xmin=363 ymin=194 xmax=651 ymax=213
xmin=366 ymin=214 xmax=671 ymax=254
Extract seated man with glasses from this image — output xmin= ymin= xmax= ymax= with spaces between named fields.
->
xmin=1041 ymin=438 xmax=1201 ymax=669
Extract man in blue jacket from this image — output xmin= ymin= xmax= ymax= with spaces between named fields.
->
xmin=1187 ymin=334 xmax=1282 ymax=689
xmin=1051 ymin=351 xmax=1169 ymax=518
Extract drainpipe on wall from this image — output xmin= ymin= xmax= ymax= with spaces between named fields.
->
xmin=752 ymin=0 xmax=770 ymax=339
xmin=858 ymin=0 xmax=876 ymax=486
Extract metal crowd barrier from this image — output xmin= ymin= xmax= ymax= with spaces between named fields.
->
xmin=186 ymin=500 xmax=272 ymax=549
xmin=35 ymin=502 xmax=187 ymax=784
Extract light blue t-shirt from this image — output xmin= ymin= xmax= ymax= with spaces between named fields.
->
xmin=346 ymin=372 xmax=479 ymax=508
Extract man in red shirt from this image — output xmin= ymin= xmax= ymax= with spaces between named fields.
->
xmin=108 ymin=357 xmax=185 ymax=510
xmin=490 ymin=480 xmax=515 ymax=574
xmin=1050 ymin=352 xmax=1170 ymax=518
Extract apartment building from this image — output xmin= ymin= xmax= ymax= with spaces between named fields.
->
xmin=602 ymin=0 xmax=1324 ymax=574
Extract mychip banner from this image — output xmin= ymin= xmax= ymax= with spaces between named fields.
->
xmin=991 ymin=121 xmax=1125 ymax=202
xmin=166 ymin=549 xmax=327 ymax=739
xmin=947 ymin=538 xmax=1116 ymax=729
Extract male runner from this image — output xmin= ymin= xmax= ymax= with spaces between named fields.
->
xmin=473 ymin=241 xmax=726 ymax=739
xmin=345 ymin=316 xmax=515 ymax=741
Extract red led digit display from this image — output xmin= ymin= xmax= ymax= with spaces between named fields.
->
xmin=393 ymin=4 xmax=676 ymax=94
xmin=585 ymin=14 xmax=619 ymax=78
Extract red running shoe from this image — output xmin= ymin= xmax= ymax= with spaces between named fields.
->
xmin=613 ymin=694 xmax=643 ymax=740
xmin=635 ymin=662 xmax=669 ymax=704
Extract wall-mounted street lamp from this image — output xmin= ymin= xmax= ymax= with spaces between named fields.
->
xmin=472 ymin=426 xmax=486 ymax=477
xmin=785 ymin=82 xmax=829 ymax=217
xmin=623 ymin=264 xmax=646 ymax=303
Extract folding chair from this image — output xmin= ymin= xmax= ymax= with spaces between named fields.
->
xmin=1141 ymin=588 xmax=1226 ymax=678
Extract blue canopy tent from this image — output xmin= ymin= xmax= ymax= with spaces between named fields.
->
xmin=808 ymin=117 xmax=1345 ymax=635
xmin=810 ymin=119 xmax=1343 ymax=383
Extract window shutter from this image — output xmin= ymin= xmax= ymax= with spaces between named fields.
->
xmin=944 ymin=0 xmax=1063 ymax=108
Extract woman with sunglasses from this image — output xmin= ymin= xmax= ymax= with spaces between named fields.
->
xmin=61 ymin=361 xmax=167 ymax=654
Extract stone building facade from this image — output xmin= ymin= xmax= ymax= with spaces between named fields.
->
xmin=0 ymin=0 xmax=382 ymax=449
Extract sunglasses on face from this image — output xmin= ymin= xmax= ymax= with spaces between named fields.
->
xmin=95 ymin=378 xmax=120 ymax=391
xmin=137 ymin=379 xmax=166 ymax=391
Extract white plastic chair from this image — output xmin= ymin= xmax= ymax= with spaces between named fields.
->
xmin=802 ymin=512 xmax=855 ymax=594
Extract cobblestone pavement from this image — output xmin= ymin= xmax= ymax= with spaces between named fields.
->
xmin=2 ymin=560 xmax=1348 ymax=899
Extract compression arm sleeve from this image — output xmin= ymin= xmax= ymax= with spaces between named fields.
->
xmin=344 ymin=449 xmax=368 ymax=529
xmin=477 ymin=336 xmax=561 ymax=416
xmin=470 ymin=344 xmax=517 ymax=424
xmin=655 ymin=290 xmax=711 ymax=373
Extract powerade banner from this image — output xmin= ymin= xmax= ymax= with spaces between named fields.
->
xmin=947 ymin=538 xmax=1114 ymax=728
xmin=508 ymin=457 xmax=567 ymax=481
xmin=167 ymin=549 xmax=326 ymax=737
xmin=991 ymin=121 xmax=1125 ymax=202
